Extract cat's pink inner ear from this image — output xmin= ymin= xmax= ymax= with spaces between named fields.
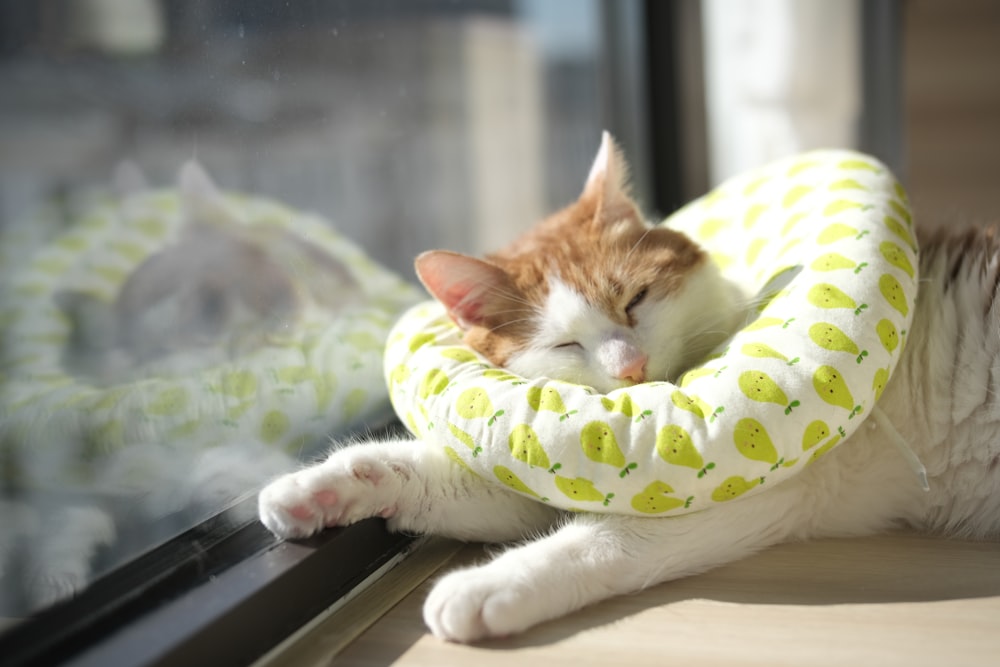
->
xmin=415 ymin=251 xmax=510 ymax=329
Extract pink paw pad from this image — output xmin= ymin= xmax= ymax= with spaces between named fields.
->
xmin=288 ymin=504 xmax=315 ymax=520
xmin=312 ymin=489 xmax=339 ymax=507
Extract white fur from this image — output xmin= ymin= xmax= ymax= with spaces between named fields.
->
xmin=259 ymin=236 xmax=1000 ymax=643
xmin=504 ymin=266 xmax=744 ymax=393
xmin=636 ymin=261 xmax=747 ymax=380
xmin=505 ymin=278 xmax=647 ymax=391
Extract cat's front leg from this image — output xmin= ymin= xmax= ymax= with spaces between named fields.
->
xmin=258 ymin=438 xmax=558 ymax=542
xmin=423 ymin=480 xmax=815 ymax=642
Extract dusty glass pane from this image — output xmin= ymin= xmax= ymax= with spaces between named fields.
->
xmin=0 ymin=0 xmax=602 ymax=627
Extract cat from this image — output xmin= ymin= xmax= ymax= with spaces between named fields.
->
xmin=258 ymin=132 xmax=1000 ymax=643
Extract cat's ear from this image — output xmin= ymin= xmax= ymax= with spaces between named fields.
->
xmin=178 ymin=161 xmax=240 ymax=229
xmin=581 ymin=131 xmax=642 ymax=227
xmin=415 ymin=250 xmax=520 ymax=330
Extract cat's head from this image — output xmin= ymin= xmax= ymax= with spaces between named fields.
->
xmin=416 ymin=132 xmax=740 ymax=393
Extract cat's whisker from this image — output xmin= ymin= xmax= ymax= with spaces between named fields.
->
xmin=487 ymin=316 xmax=537 ymax=334
xmin=624 ymin=227 xmax=653 ymax=261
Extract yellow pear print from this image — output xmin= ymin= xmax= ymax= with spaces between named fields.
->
xmin=883 ymin=215 xmax=916 ymax=251
xmin=656 ymin=424 xmax=715 ymax=477
xmin=555 ymin=475 xmax=612 ymax=505
xmin=743 ymin=203 xmax=767 ymax=229
xmin=788 ymin=160 xmax=819 ymax=176
xmin=744 ymin=174 xmax=770 ymax=195
xmin=455 ymin=387 xmax=504 ymax=425
xmin=817 ymin=223 xmax=858 ymax=245
xmin=493 ymin=465 xmax=541 ymax=499
xmin=679 ymin=367 xmax=717 ymax=387
xmin=808 ymin=283 xmax=857 ymax=311
xmin=697 ymin=218 xmax=727 ymax=241
xmin=733 ymin=418 xmax=780 ymax=466
xmin=483 ymin=368 xmax=525 ymax=384
xmin=418 ymin=369 xmax=449 ymax=399
xmin=601 ymin=392 xmax=649 ymax=421
xmin=810 ymin=253 xmax=857 ymax=272
xmin=440 ymin=347 xmax=480 ymax=363
xmin=743 ymin=317 xmax=784 ymax=332
xmin=808 ymin=435 xmax=842 ymax=464
xmin=839 ymin=158 xmax=880 ymax=172
xmin=879 ymin=274 xmax=909 ymax=317
xmin=823 ymin=199 xmax=866 ymax=216
xmin=405 ymin=411 xmax=422 ymax=438
xmin=741 ymin=343 xmax=795 ymax=365
xmin=809 ymin=322 xmax=858 ymax=354
xmin=630 ymin=481 xmax=691 ymax=514
xmin=894 ymin=180 xmax=908 ymax=201
xmin=872 ymin=366 xmax=890 ymax=402
xmin=388 ymin=363 xmax=410 ymax=388
xmin=527 ymin=385 xmax=576 ymax=421
xmin=738 ymin=370 xmax=800 ymax=414
xmin=580 ymin=421 xmax=637 ymax=477
xmin=890 ymin=200 xmax=912 ymax=225
xmin=782 ymin=184 xmax=812 ymax=208
xmin=443 ymin=446 xmax=478 ymax=475
xmin=809 ymin=322 xmax=867 ymax=363
xmin=408 ymin=332 xmax=436 ymax=352
xmin=745 ymin=238 xmax=767 ymax=266
xmin=829 ymin=178 xmax=868 ymax=192
xmin=508 ymin=424 xmax=552 ymax=470
xmin=876 ymin=319 xmax=898 ymax=353
xmin=781 ymin=211 xmax=808 ymax=236
xmin=711 ymin=475 xmax=763 ymax=502
xmin=801 ymin=420 xmax=830 ymax=450
xmin=879 ymin=241 xmax=915 ymax=279
xmin=447 ymin=422 xmax=482 ymax=456
xmin=670 ymin=390 xmax=714 ymax=419
xmin=813 ymin=365 xmax=861 ymax=417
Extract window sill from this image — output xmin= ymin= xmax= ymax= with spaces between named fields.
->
xmin=1 ymin=507 xmax=418 ymax=667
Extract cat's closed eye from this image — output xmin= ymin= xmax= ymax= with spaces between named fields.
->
xmin=626 ymin=287 xmax=648 ymax=314
xmin=554 ymin=342 xmax=582 ymax=350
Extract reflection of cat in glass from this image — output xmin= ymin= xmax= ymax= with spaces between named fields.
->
xmin=260 ymin=133 xmax=1000 ymax=643
xmin=1 ymin=164 xmax=354 ymax=612
xmin=58 ymin=163 xmax=358 ymax=384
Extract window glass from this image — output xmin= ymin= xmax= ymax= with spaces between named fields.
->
xmin=0 ymin=0 xmax=602 ymax=628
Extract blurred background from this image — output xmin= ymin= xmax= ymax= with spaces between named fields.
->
xmin=0 ymin=0 xmax=998 ymax=629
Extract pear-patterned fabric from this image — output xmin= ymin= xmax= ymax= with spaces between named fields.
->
xmin=386 ymin=150 xmax=918 ymax=516
xmin=0 ymin=189 xmax=421 ymax=488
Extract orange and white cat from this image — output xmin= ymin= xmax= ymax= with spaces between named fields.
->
xmin=258 ymin=133 xmax=1000 ymax=642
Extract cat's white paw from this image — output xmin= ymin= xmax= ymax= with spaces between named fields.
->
xmin=258 ymin=454 xmax=405 ymax=539
xmin=423 ymin=565 xmax=538 ymax=642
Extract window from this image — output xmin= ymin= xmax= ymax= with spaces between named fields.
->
xmin=0 ymin=1 xmax=642 ymax=664
xmin=1 ymin=1 xmax=904 ymax=664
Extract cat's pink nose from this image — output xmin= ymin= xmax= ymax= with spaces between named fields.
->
xmin=617 ymin=353 xmax=648 ymax=384
xmin=597 ymin=336 xmax=648 ymax=384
